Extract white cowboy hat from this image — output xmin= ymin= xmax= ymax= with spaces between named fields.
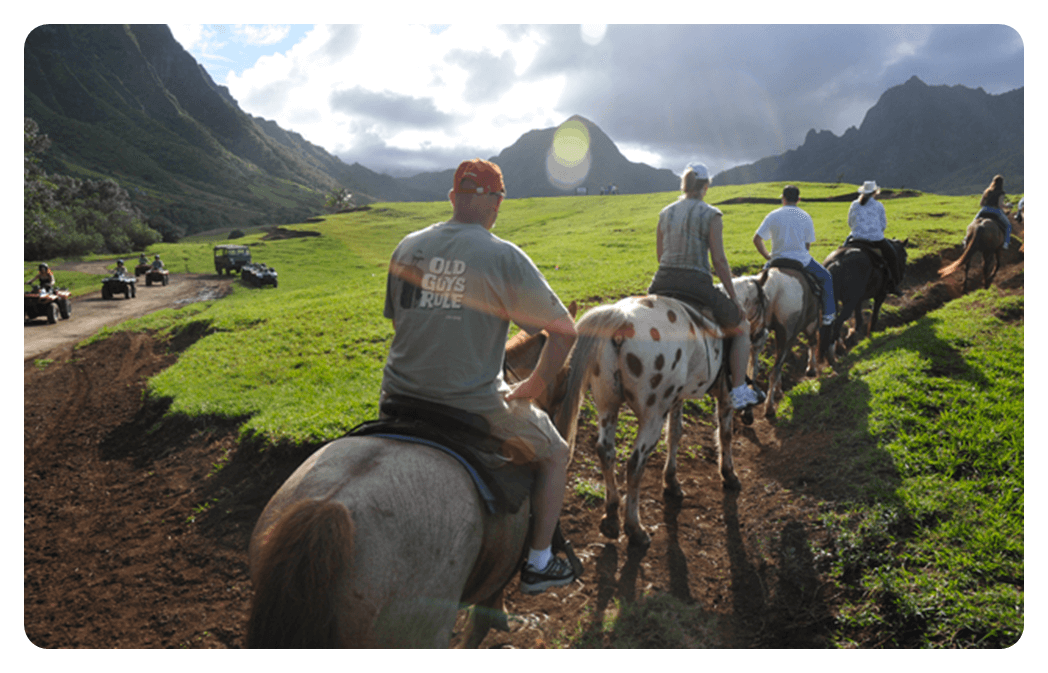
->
xmin=859 ymin=180 xmax=879 ymax=194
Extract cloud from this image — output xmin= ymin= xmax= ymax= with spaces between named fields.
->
xmin=234 ymin=24 xmax=291 ymax=46
xmin=211 ymin=23 xmax=1023 ymax=179
xmin=329 ymin=87 xmax=457 ymax=131
xmin=444 ymin=48 xmax=518 ymax=105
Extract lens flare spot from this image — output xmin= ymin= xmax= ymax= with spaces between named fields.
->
xmin=546 ymin=119 xmax=592 ymax=190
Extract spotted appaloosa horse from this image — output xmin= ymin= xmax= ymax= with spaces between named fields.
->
xmin=549 ymin=281 xmax=767 ymax=547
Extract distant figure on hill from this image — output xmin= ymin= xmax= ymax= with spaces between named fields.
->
xmin=646 ymin=162 xmax=761 ymax=411
xmin=846 ymin=180 xmax=903 ymax=295
xmin=977 ymin=174 xmax=1013 ymax=250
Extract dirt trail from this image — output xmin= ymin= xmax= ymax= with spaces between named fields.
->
xmin=24 ymin=261 xmax=233 ymax=360
xmin=22 ymin=246 xmax=1023 ymax=649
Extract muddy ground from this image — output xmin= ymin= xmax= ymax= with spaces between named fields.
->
xmin=23 ymin=245 xmax=1023 ymax=649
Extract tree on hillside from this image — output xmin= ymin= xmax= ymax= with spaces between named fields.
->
xmin=24 ymin=117 xmax=162 ymax=260
xmin=324 ymin=187 xmax=356 ymax=212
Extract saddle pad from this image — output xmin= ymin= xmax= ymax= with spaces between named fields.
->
xmin=763 ymin=259 xmax=822 ymax=300
xmin=650 ymin=292 xmax=728 ymax=338
xmin=348 ymin=417 xmax=533 ymax=515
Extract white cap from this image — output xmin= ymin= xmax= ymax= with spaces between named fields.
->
xmin=685 ymin=162 xmax=710 ymax=180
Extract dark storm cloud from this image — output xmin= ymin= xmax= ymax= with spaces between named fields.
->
xmin=513 ymin=24 xmax=1023 ymax=174
xmin=444 ymin=48 xmax=518 ymax=104
xmin=329 ymin=87 xmax=457 ymax=130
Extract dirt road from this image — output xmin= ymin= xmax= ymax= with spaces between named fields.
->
xmin=24 ymin=261 xmax=233 ymax=360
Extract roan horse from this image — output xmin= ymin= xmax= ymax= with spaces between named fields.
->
xmin=938 ymin=216 xmax=1007 ymax=293
xmin=750 ymin=267 xmax=826 ymax=418
xmin=823 ymin=238 xmax=908 ymax=353
xmin=246 ymin=311 xmax=576 ymax=649
xmin=548 ymin=280 xmax=767 ymax=547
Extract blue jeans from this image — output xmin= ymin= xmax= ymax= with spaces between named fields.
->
xmin=763 ymin=258 xmax=835 ymax=320
xmin=978 ymin=207 xmax=1011 ymax=246
xmin=805 ymin=258 xmax=835 ymax=320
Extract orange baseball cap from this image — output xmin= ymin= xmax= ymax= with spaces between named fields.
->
xmin=452 ymin=158 xmax=506 ymax=196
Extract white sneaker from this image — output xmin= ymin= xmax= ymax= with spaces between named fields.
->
xmin=731 ymin=385 xmax=759 ymax=411
xmin=822 ymin=313 xmax=836 ymax=325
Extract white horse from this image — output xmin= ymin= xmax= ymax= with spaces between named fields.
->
xmin=548 ymin=280 xmax=766 ymax=547
xmin=753 ymin=267 xmax=824 ymax=418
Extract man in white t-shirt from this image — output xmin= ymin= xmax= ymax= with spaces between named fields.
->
xmin=382 ymin=158 xmax=579 ymax=595
xmin=753 ymin=185 xmax=836 ymax=349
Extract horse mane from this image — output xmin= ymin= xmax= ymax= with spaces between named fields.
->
xmin=246 ymin=499 xmax=356 ymax=648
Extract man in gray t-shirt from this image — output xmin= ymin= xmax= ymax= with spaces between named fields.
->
xmin=381 ymin=158 xmax=579 ymax=595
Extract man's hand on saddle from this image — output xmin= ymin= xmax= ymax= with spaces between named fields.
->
xmin=506 ymin=375 xmax=546 ymax=402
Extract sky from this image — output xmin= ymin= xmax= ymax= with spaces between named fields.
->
xmin=165 ymin=17 xmax=1025 ymax=181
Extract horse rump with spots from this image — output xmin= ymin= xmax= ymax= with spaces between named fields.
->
xmin=550 ymin=293 xmax=748 ymax=547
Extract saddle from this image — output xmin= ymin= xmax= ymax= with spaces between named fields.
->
xmin=760 ymin=258 xmax=823 ymax=302
xmin=348 ymin=395 xmax=533 ymax=515
xmin=841 ymin=236 xmax=899 ymax=280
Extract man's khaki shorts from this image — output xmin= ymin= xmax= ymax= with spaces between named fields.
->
xmin=483 ymin=397 xmax=568 ymax=465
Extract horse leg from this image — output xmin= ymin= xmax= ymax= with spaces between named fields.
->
xmin=984 ymin=250 xmax=1000 ymax=288
xmin=869 ymin=294 xmax=885 ymax=334
xmin=593 ymin=404 xmax=622 ymax=540
xmin=714 ymin=383 xmax=741 ymax=490
xmin=663 ymin=400 xmax=684 ymax=501
xmin=457 ymin=589 xmax=509 ymax=648
xmin=622 ymin=416 xmax=665 ymax=547
xmin=764 ymin=324 xmax=788 ymax=418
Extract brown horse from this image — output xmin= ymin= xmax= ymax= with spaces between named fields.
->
xmin=938 ymin=217 xmax=1007 ymax=293
xmin=246 ymin=309 xmax=575 ymax=648
xmin=824 ymin=238 xmax=908 ymax=352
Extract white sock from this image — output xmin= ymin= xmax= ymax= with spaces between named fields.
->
xmin=527 ymin=547 xmax=552 ymax=570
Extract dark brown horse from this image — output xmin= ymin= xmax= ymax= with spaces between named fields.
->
xmin=938 ymin=217 xmax=1007 ymax=293
xmin=823 ymin=238 xmax=908 ymax=354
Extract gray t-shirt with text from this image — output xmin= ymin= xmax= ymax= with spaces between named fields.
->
xmin=382 ymin=219 xmax=567 ymax=412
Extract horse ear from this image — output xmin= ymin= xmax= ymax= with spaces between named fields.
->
xmin=568 ymin=300 xmax=577 ymax=318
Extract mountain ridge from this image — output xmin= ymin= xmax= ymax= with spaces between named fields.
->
xmin=25 ymin=26 xmax=1023 ymax=239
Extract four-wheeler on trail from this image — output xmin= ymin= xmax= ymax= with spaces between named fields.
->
xmin=145 ymin=267 xmax=169 ymax=286
xmin=24 ymin=283 xmax=72 ymax=324
xmin=101 ymin=271 xmax=136 ymax=300
xmin=240 ymin=263 xmax=277 ymax=288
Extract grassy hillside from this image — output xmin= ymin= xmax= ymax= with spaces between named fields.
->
xmin=53 ymin=182 xmax=1006 ymax=445
xmin=38 ymin=182 xmax=1022 ymax=647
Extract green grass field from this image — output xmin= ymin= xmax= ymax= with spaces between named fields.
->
xmin=28 ymin=182 xmax=1023 ymax=647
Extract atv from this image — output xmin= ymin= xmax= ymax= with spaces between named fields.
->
xmin=25 ymin=283 xmax=72 ymax=324
xmin=134 ymin=262 xmax=151 ymax=276
xmin=101 ymin=271 xmax=136 ymax=299
xmin=144 ymin=267 xmax=169 ymax=286
xmin=241 ymin=263 xmax=278 ymax=288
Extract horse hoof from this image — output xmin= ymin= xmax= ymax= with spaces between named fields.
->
xmin=599 ymin=517 xmax=620 ymax=540
xmin=627 ymin=528 xmax=651 ymax=548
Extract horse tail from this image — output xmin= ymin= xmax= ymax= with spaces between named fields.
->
xmin=553 ymin=304 xmax=622 ymax=449
xmin=939 ymin=226 xmax=980 ymax=278
xmin=247 ymin=499 xmax=355 ymax=648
